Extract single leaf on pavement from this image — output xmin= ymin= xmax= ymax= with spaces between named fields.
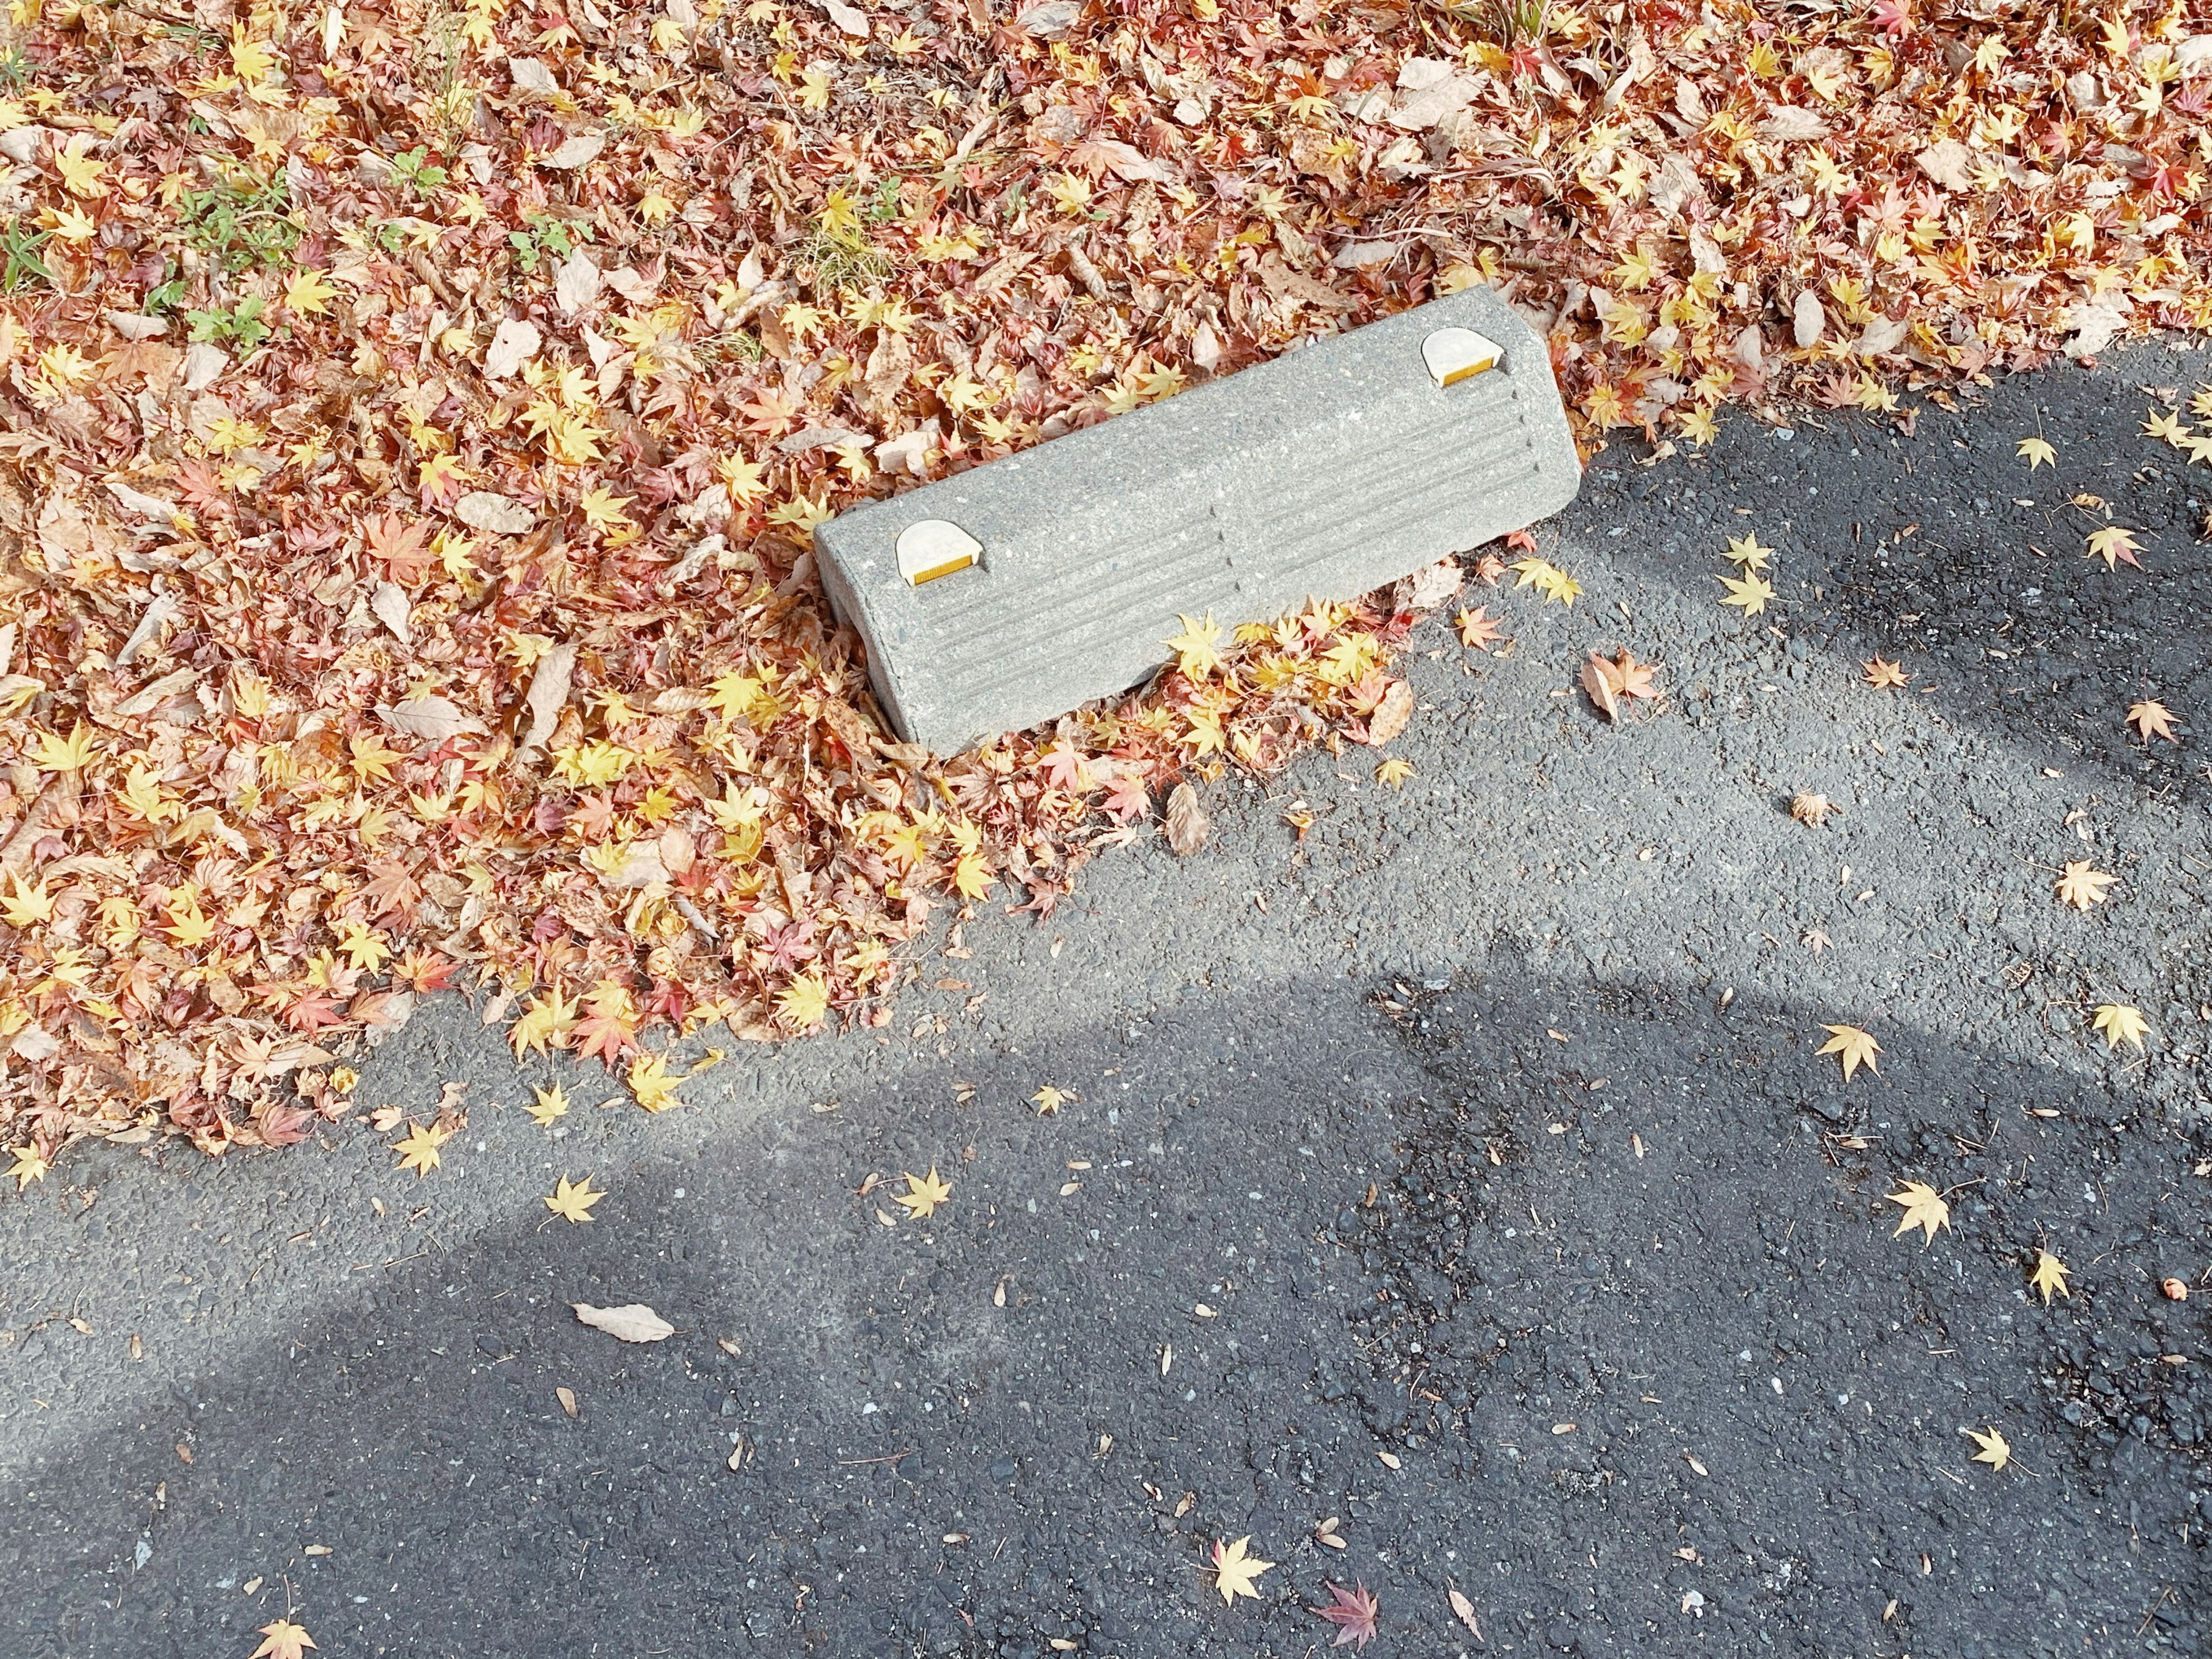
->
xmin=252 ymin=1621 xmax=317 ymax=1659
xmin=2085 ymin=525 xmax=2142 ymax=570
xmin=528 ymin=1083 xmax=569 ymax=1126
xmin=1964 ymin=1425 xmax=2012 ymax=1471
xmin=1376 ymin=757 xmax=1413 ymax=788
xmin=2090 ymin=1003 xmax=2149 ymax=1051
xmin=1580 ymin=652 xmax=1620 ymax=723
xmin=1817 ymin=1023 xmax=1881 ymax=1080
xmin=2029 ymin=1250 xmax=2070 ymax=1304
xmin=2016 ymin=436 xmax=2055 ymax=469
xmin=1790 ymin=793 xmax=1837 ymax=826
xmin=1718 ymin=573 xmax=1775 ymax=615
xmin=2054 ymin=861 xmax=2115 ymax=911
xmin=392 ymin=1120 xmax=451 ymax=1177
xmin=896 ymin=1166 xmax=952 ymax=1219
xmin=1210 ymin=1535 xmax=1274 ymax=1604
xmin=1031 ymin=1085 xmax=1071 ymax=1115
xmin=1448 ymin=1586 xmax=1482 ymax=1637
xmin=1862 ymin=657 xmax=1907 ymax=690
xmin=2126 ymin=699 xmax=2179 ymax=743
xmin=2144 ymin=407 xmax=2189 ymax=445
xmin=1164 ymin=781 xmax=1208 ymax=855
xmin=571 ymin=1301 xmax=675 ymax=1343
xmin=1722 ymin=532 xmax=1772 ymax=572
xmin=1456 ymin=605 xmax=1502 ymax=650
xmin=1310 ymin=1581 xmax=1381 ymax=1649
xmin=1887 ymin=1180 xmax=1951 ymax=1245
xmin=544 ymin=1174 xmax=605 ymax=1223
xmin=8 ymin=1140 xmax=49 ymax=1188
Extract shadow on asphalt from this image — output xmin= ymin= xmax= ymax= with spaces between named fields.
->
xmin=6 ymin=959 xmax=2206 ymax=1658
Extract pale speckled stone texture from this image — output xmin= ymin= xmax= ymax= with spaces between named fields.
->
xmin=817 ymin=285 xmax=1580 ymax=753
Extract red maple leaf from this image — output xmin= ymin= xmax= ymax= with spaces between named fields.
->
xmin=1457 ymin=605 xmax=1503 ymax=652
xmin=1037 ymin=740 xmax=1089 ymax=792
xmin=175 ymin=458 xmax=230 ymax=514
xmin=282 ymin=988 xmax=346 ymax=1032
xmin=1101 ymin=771 xmax=1149 ymax=824
xmin=362 ymin=857 xmax=422 ymax=921
xmin=1310 ymin=1582 xmax=1380 ymax=1650
xmin=1503 ymin=527 xmax=1540 ymax=555
xmin=1344 ymin=666 xmax=1391 ymax=714
xmin=1872 ymin=0 xmax=1911 ymax=35
xmin=256 ymin=1100 xmax=316 ymax=1147
xmin=1011 ymin=878 xmax=1061 ymax=919
xmin=571 ymin=1005 xmax=638 ymax=1065
xmin=396 ymin=949 xmax=457 ymax=993
xmin=365 ymin=511 xmax=434 ymax=586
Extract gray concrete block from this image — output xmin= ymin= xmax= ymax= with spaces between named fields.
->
xmin=815 ymin=285 xmax=1580 ymax=755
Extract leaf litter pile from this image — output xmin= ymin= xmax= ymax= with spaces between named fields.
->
xmin=2 ymin=0 xmax=2209 ymax=1164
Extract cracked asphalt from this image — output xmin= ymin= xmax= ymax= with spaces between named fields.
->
xmin=4 ymin=343 xmax=2210 ymax=1658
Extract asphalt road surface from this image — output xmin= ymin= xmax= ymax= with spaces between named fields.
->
xmin=5 ymin=344 xmax=2210 ymax=1658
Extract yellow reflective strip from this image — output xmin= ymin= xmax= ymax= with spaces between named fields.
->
xmin=907 ymin=551 xmax=976 ymax=585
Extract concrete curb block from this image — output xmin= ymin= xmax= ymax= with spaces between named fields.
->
xmin=817 ymin=286 xmax=1581 ymax=755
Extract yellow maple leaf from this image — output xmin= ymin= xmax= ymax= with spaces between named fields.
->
xmin=30 ymin=722 xmax=98 ymax=773
xmin=1 ymin=872 xmax=54 ymax=929
xmin=1963 ymin=1425 xmax=2010 ymax=1472
xmin=8 ymin=1142 xmax=49 ymax=1190
xmin=52 ymin=134 xmax=106 ymax=198
xmin=392 ymin=1120 xmax=452 ymax=1177
xmin=1722 ymin=532 xmax=1772 ymax=573
xmin=896 ymin=1165 xmax=952 ymax=1219
xmin=1817 ymin=1022 xmax=1881 ymax=1080
xmin=2029 ymin=1249 xmax=2070 ymax=1304
xmin=1677 ymin=404 xmax=1719 ymax=446
xmin=1718 ymin=573 xmax=1776 ymax=615
xmin=1031 ymin=1084 xmax=1071 ymax=1115
xmin=528 ymin=1083 xmax=569 ymax=1126
xmin=283 ymin=267 xmax=337 ymax=315
xmin=1510 ymin=558 xmax=1581 ymax=605
xmin=1210 ymin=1535 xmax=1275 ymax=1603
xmin=950 ymin=847 xmax=994 ymax=902
xmin=2090 ymin=1002 xmax=2149 ymax=1051
xmin=2143 ymin=407 xmax=2189 ymax=445
xmin=510 ymin=987 xmax=579 ymax=1059
xmin=251 ymin=1620 xmax=317 ymax=1659
xmin=2054 ymin=861 xmax=2115 ymax=911
xmin=776 ymin=969 xmax=831 ymax=1031
xmin=628 ymin=1052 xmax=685 ymax=1112
xmin=1376 ymin=757 xmax=1413 ymax=788
xmin=229 ymin=22 xmax=278 ymax=81
xmin=334 ymin=919 xmax=391 ymax=973
xmin=1887 ymin=1180 xmax=1951 ymax=1245
xmin=1165 ymin=613 xmax=1224 ymax=680
xmin=161 ymin=893 xmax=217 ymax=950
xmin=544 ymin=1173 xmax=605 ymax=1222
xmin=578 ymin=486 xmax=635 ymax=529
xmin=2085 ymin=525 xmax=2141 ymax=570
xmin=2016 ymin=436 xmax=2055 ymax=470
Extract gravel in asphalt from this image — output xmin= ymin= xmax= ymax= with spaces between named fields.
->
xmin=3 ymin=346 xmax=2209 ymax=1657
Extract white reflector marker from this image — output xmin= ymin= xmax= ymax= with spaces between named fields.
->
xmin=896 ymin=518 xmax=982 ymax=586
xmin=1422 ymin=327 xmax=1502 ymax=388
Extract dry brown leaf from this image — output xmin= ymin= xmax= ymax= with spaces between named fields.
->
xmin=571 ymin=1302 xmax=675 ymax=1343
xmin=1164 ymin=782 xmax=1208 ymax=856
xmin=1366 ymin=680 xmax=1414 ymax=746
